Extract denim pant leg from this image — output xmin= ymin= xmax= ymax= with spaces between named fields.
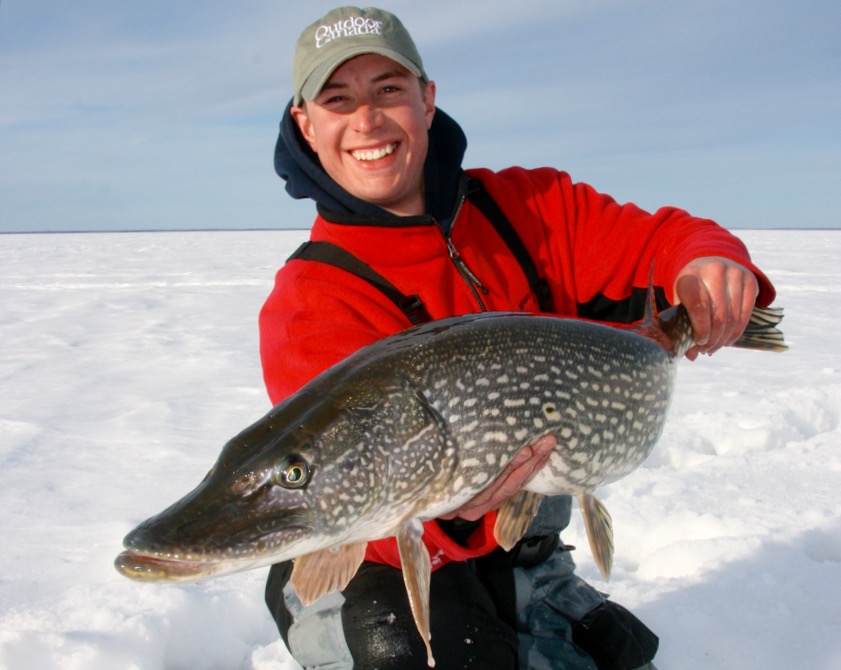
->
xmin=514 ymin=545 xmax=606 ymax=670
xmin=506 ymin=495 xmax=602 ymax=669
xmin=513 ymin=496 xmax=658 ymax=670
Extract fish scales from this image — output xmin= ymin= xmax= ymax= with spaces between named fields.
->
xmin=381 ymin=316 xmax=675 ymax=499
xmin=115 ymin=303 xmax=787 ymax=667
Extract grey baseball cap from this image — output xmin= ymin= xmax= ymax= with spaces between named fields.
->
xmin=292 ymin=6 xmax=428 ymax=105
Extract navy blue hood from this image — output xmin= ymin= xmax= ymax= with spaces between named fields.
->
xmin=273 ymin=100 xmax=467 ymax=224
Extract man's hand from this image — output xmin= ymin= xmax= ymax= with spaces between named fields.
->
xmin=439 ymin=434 xmax=556 ymax=522
xmin=674 ymin=256 xmax=759 ymax=361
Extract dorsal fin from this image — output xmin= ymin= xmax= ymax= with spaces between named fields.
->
xmin=633 ymin=271 xmax=685 ymax=357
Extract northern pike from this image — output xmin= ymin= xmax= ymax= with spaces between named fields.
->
xmin=115 ymin=299 xmax=786 ymax=666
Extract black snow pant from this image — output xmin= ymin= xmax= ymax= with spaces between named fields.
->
xmin=267 ymin=556 xmax=520 ymax=669
xmin=265 ymin=499 xmax=658 ymax=669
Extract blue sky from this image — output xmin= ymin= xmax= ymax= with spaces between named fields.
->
xmin=1 ymin=0 xmax=839 ymax=232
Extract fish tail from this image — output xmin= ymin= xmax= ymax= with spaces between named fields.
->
xmin=733 ymin=306 xmax=788 ymax=352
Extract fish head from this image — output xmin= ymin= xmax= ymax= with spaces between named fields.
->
xmin=115 ymin=373 xmax=456 ymax=584
xmin=114 ymin=384 xmax=391 ymax=582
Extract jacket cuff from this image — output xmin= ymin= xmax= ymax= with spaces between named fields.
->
xmin=364 ymin=513 xmax=500 ymax=570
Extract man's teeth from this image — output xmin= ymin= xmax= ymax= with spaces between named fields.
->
xmin=351 ymin=144 xmax=397 ymax=161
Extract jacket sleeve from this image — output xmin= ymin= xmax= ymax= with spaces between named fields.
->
xmin=470 ymin=167 xmax=776 ymax=322
xmin=259 ymin=258 xmax=409 ymax=405
xmin=565 ymin=176 xmax=777 ymax=313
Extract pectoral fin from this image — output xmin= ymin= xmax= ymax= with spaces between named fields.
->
xmin=396 ymin=518 xmax=435 ymax=668
xmin=578 ymin=493 xmax=614 ymax=581
xmin=289 ymin=542 xmax=367 ymax=606
xmin=494 ymin=490 xmax=544 ymax=551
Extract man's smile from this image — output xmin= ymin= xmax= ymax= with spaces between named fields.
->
xmin=350 ymin=143 xmax=398 ymax=162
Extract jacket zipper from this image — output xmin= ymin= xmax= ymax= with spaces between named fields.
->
xmin=443 ymin=193 xmax=489 ymax=312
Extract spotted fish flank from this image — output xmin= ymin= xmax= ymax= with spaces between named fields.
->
xmin=115 ymin=301 xmax=787 ymax=667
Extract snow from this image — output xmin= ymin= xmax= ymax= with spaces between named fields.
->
xmin=1 ymin=229 xmax=839 ymax=669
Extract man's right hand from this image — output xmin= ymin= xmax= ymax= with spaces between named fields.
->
xmin=438 ymin=435 xmax=556 ymax=522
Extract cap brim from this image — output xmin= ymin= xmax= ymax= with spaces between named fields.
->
xmin=296 ymin=47 xmax=425 ymax=105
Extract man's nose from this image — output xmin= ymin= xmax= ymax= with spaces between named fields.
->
xmin=351 ymin=103 xmax=383 ymax=133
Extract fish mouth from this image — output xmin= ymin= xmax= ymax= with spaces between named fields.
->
xmin=115 ymin=514 xmax=316 ymax=583
xmin=114 ymin=549 xmax=242 ymax=583
xmin=114 ymin=544 xmax=296 ymax=583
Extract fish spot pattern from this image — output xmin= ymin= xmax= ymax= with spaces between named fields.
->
xmin=391 ymin=318 xmax=678 ymax=492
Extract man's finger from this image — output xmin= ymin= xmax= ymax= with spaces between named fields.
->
xmin=674 ymin=273 xmax=712 ymax=347
xmin=439 ymin=435 xmax=555 ymax=521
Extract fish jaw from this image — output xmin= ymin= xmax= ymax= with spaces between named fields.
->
xmin=113 ymin=548 xmax=260 ymax=583
xmin=115 ymin=487 xmax=320 ymax=582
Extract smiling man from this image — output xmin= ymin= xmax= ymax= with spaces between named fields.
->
xmin=259 ymin=6 xmax=775 ymax=669
xmin=291 ymin=54 xmax=436 ymax=216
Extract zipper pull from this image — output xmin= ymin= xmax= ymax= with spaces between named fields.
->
xmin=447 ymin=238 xmax=489 ymax=295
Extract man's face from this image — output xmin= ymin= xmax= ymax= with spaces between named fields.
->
xmin=291 ymin=53 xmax=436 ymax=216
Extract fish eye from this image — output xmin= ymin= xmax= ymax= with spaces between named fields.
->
xmin=274 ymin=455 xmax=311 ymax=489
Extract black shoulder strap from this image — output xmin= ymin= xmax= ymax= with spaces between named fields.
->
xmin=288 ymin=179 xmax=553 ymax=324
xmin=466 ymin=178 xmax=554 ymax=312
xmin=288 ymin=240 xmax=431 ymax=324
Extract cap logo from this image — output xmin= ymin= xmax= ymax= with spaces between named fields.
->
xmin=293 ymin=8 xmax=426 ymax=104
xmin=315 ymin=16 xmax=383 ymax=49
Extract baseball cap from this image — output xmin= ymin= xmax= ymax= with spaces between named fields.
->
xmin=292 ymin=6 xmax=428 ymax=105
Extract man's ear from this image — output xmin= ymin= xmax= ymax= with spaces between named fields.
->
xmin=290 ymin=105 xmax=317 ymax=152
xmin=423 ymin=80 xmax=437 ymax=130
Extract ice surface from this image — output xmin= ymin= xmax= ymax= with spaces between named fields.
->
xmin=1 ymin=229 xmax=839 ymax=669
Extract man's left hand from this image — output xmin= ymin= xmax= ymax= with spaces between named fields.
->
xmin=674 ymin=256 xmax=759 ymax=361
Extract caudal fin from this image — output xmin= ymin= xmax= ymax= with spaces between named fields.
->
xmin=733 ymin=306 xmax=788 ymax=352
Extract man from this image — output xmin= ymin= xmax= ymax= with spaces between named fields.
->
xmin=259 ymin=7 xmax=776 ymax=669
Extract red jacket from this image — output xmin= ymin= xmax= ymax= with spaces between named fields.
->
xmin=259 ymin=166 xmax=775 ymax=570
